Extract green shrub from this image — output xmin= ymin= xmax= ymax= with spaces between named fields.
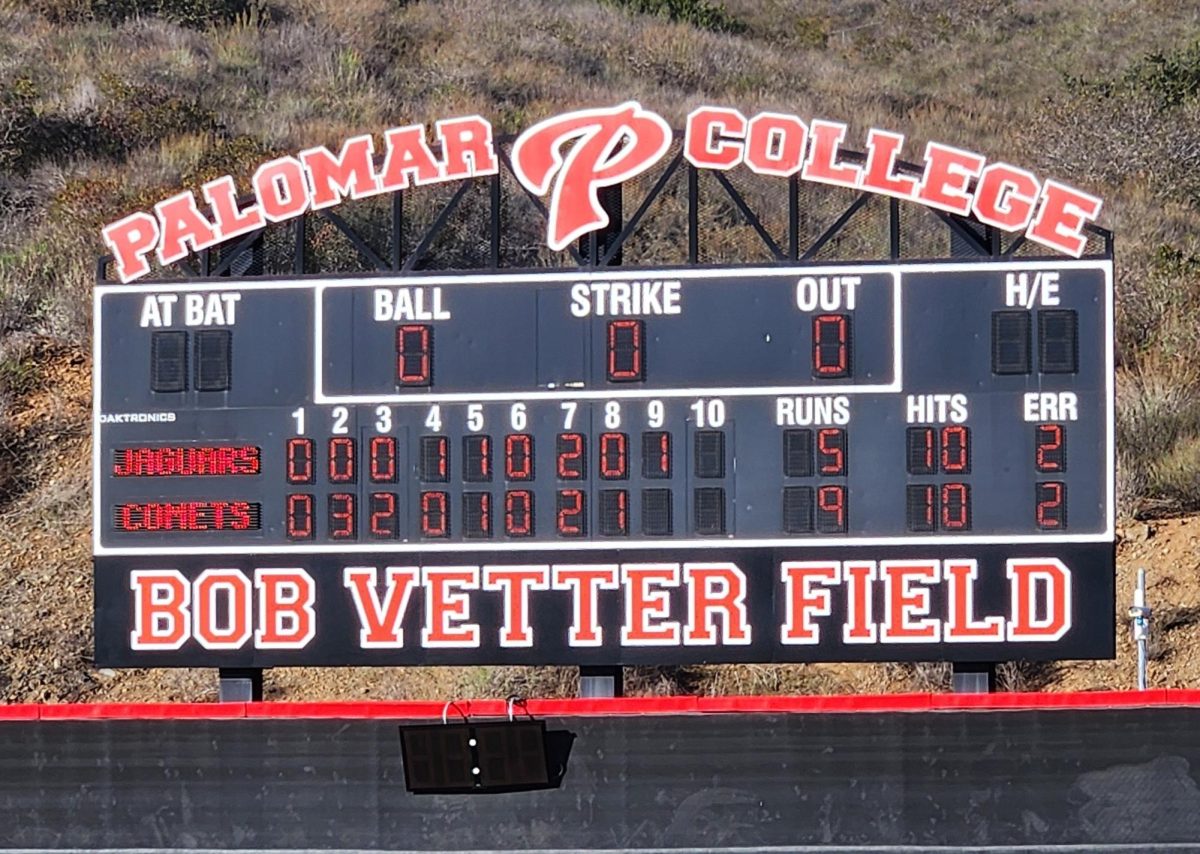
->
xmin=600 ymin=0 xmax=746 ymax=35
xmin=1125 ymin=37 xmax=1200 ymax=108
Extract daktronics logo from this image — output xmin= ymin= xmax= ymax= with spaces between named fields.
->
xmin=128 ymin=558 xmax=1071 ymax=653
xmin=101 ymin=103 xmax=1103 ymax=283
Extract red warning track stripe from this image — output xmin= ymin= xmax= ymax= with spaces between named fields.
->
xmin=4 ymin=690 xmax=1200 ymax=720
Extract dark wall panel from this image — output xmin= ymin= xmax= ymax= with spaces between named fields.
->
xmin=2 ymin=709 xmax=1200 ymax=849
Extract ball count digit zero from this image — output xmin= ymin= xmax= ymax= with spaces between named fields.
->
xmin=92 ymin=260 xmax=1114 ymax=667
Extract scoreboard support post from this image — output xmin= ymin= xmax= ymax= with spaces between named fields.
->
xmin=579 ymin=666 xmax=623 ymax=699
xmin=951 ymin=662 xmax=996 ymax=694
xmin=218 ymin=667 xmax=264 ymax=702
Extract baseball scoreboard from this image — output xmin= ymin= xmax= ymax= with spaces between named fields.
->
xmin=93 ymin=260 xmax=1114 ymax=667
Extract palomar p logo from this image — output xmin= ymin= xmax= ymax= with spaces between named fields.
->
xmin=510 ymin=102 xmax=672 ymax=251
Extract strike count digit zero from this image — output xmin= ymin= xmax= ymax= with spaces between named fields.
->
xmin=93 ymin=260 xmax=1114 ymax=667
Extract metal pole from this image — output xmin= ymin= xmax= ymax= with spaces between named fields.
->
xmin=1130 ymin=568 xmax=1150 ymax=690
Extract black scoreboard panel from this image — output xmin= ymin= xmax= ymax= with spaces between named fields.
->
xmin=93 ymin=261 xmax=1115 ymax=667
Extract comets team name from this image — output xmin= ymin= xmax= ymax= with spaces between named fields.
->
xmin=125 ymin=557 xmax=1071 ymax=654
xmin=101 ymin=102 xmax=1103 ymax=284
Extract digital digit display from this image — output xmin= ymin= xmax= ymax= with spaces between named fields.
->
xmin=95 ymin=260 xmax=1115 ymax=669
xmin=816 ymin=485 xmax=847 ymax=534
xmin=556 ymin=489 xmax=587 ymax=537
xmin=693 ymin=486 xmax=726 ymax=535
xmin=369 ymin=492 xmax=399 ymax=539
xmin=1037 ymin=482 xmax=1067 ymax=529
xmin=504 ymin=434 xmax=534 ymax=481
xmin=285 ymin=493 xmax=314 ymax=540
xmin=328 ymin=493 xmax=356 ymax=539
xmin=369 ymin=436 xmax=398 ymax=483
xmin=783 ymin=429 xmax=814 ymax=477
xmin=783 ymin=485 xmax=815 ymax=534
xmin=817 ymin=429 xmax=847 ymax=476
xmin=906 ymin=484 xmax=936 ymax=533
xmin=419 ymin=436 xmax=449 ymax=483
xmin=992 ymin=311 xmax=1031 ymax=375
xmin=694 ymin=431 xmax=725 ymax=479
xmin=504 ymin=490 xmax=534 ymax=537
xmin=906 ymin=427 xmax=936 ymax=476
xmin=607 ymin=319 xmax=645 ymax=382
xmin=462 ymin=491 xmax=491 ymax=539
xmin=556 ymin=433 xmax=586 ymax=480
xmin=397 ymin=324 xmax=433 ymax=386
xmin=642 ymin=431 xmax=671 ymax=478
xmin=941 ymin=426 xmax=970 ymax=474
xmin=286 ymin=438 xmax=314 ymax=484
xmin=599 ymin=489 xmax=629 ymax=537
xmin=194 ymin=329 xmax=232 ymax=392
xmin=812 ymin=314 xmax=851 ymax=378
xmin=599 ymin=432 xmax=628 ymax=480
xmin=642 ymin=488 xmax=673 ymax=536
xmin=420 ymin=491 xmax=449 ymax=538
xmin=463 ymin=435 xmax=492 ymax=482
xmin=1036 ymin=424 xmax=1066 ymax=472
xmin=150 ymin=331 xmax=187 ymax=393
xmin=328 ymin=437 xmax=356 ymax=484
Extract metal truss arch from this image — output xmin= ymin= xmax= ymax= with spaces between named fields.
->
xmin=96 ymin=132 xmax=1113 ymax=283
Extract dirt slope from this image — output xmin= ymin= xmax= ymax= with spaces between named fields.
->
xmin=0 ymin=347 xmax=1190 ymax=702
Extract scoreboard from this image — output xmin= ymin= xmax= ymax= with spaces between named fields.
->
xmin=92 ymin=260 xmax=1115 ymax=667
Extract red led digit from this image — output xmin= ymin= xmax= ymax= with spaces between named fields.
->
xmin=369 ymin=493 xmax=398 ymax=539
xmin=556 ymin=489 xmax=586 ymax=537
xmin=941 ymin=483 xmax=971 ymax=530
xmin=286 ymin=494 xmax=314 ymax=540
xmin=286 ymin=438 xmax=314 ymax=484
xmin=328 ymin=437 xmax=356 ymax=483
xmin=599 ymin=489 xmax=629 ymax=536
xmin=504 ymin=490 xmax=534 ymax=537
xmin=905 ymin=427 xmax=936 ymax=476
xmin=642 ymin=431 xmax=672 ymax=478
xmin=463 ymin=492 xmax=491 ymax=539
xmin=940 ymin=425 xmax=970 ymax=474
xmin=599 ymin=432 xmax=628 ymax=479
xmin=607 ymin=319 xmax=645 ymax=382
xmin=556 ymin=433 xmax=586 ymax=479
xmin=419 ymin=436 xmax=449 ymax=482
xmin=817 ymin=428 xmax=847 ymax=476
xmin=369 ymin=436 xmax=397 ymax=483
xmin=505 ymin=434 xmax=534 ymax=481
xmin=1036 ymin=424 xmax=1066 ymax=472
xmin=328 ymin=493 xmax=356 ymax=539
xmin=463 ymin=435 xmax=492 ymax=482
xmin=1036 ymin=482 xmax=1067 ymax=529
xmin=906 ymin=484 xmax=937 ymax=533
xmin=420 ymin=491 xmax=449 ymax=538
xmin=816 ymin=485 xmax=846 ymax=533
xmin=812 ymin=314 xmax=851 ymax=378
xmin=396 ymin=324 xmax=432 ymax=386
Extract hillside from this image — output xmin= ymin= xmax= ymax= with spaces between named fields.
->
xmin=2 ymin=0 xmax=1200 ymax=701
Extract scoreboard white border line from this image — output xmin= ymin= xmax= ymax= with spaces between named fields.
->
xmin=310 ymin=265 xmax=904 ymax=403
xmin=92 ymin=259 xmax=1115 ymax=556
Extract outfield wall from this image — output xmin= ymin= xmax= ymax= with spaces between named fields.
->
xmin=1 ymin=693 xmax=1199 ymax=850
